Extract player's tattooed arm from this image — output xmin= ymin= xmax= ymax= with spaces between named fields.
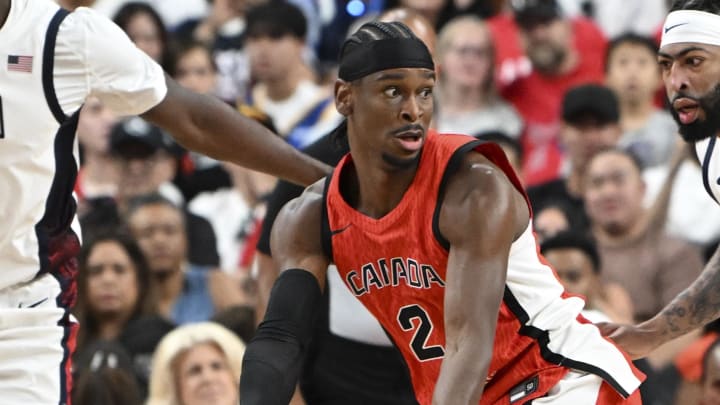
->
xmin=608 ymin=246 xmax=720 ymax=359
xmin=658 ymin=246 xmax=720 ymax=337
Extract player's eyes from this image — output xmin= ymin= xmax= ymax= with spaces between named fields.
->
xmin=384 ymin=87 xmax=401 ymax=98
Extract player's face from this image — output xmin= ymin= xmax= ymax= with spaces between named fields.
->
xmin=129 ymin=204 xmax=187 ymax=275
xmin=338 ymin=67 xmax=434 ymax=170
xmin=439 ymin=23 xmax=493 ymax=90
xmin=85 ymin=241 xmax=139 ymax=319
xmin=583 ymin=152 xmax=645 ymax=235
xmin=543 ymin=248 xmax=596 ymax=299
xmin=606 ymin=43 xmax=661 ymax=106
xmin=659 ymin=42 xmax=720 ymax=142
xmin=175 ymin=47 xmax=217 ymax=95
xmin=176 ymin=343 xmax=238 ymax=405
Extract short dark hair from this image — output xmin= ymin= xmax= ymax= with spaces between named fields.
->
xmin=670 ymin=0 xmax=720 ymax=13
xmin=332 ymin=21 xmax=419 ymax=145
xmin=605 ymin=33 xmax=659 ymax=73
xmin=540 ymin=231 xmax=601 ymax=273
xmin=245 ymin=1 xmax=307 ymax=40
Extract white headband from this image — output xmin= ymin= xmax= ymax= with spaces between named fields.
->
xmin=660 ymin=10 xmax=720 ymax=48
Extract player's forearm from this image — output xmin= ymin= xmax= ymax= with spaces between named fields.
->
xmin=240 ymin=338 xmax=304 ymax=405
xmin=432 ymin=334 xmax=491 ymax=405
xmin=642 ymin=245 xmax=720 ymax=343
xmin=186 ymin=96 xmax=330 ymax=186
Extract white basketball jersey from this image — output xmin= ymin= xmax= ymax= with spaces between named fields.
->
xmin=697 ymin=136 xmax=720 ymax=205
xmin=0 ymin=0 xmax=166 ymax=290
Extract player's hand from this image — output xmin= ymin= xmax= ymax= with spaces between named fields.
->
xmin=595 ymin=322 xmax=662 ymax=360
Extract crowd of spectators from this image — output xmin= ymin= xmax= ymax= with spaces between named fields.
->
xmin=58 ymin=0 xmax=719 ymax=404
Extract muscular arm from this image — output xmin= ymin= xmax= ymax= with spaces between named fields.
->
xmin=239 ymin=182 xmax=330 ymax=405
xmin=432 ymin=154 xmax=529 ymax=405
xmin=141 ymin=77 xmax=330 ymax=186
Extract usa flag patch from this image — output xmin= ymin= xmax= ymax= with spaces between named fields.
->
xmin=7 ymin=55 xmax=32 ymax=73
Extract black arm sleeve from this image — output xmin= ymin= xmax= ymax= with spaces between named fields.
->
xmin=240 ymin=269 xmax=322 ymax=405
xmin=256 ymin=132 xmax=349 ymax=256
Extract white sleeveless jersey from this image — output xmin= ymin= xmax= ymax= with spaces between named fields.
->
xmin=0 ymin=0 xmax=166 ymax=290
xmin=697 ymin=136 xmax=720 ymax=205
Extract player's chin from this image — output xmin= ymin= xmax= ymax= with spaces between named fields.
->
xmin=381 ymin=151 xmax=421 ymax=170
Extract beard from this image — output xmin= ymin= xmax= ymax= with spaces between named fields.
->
xmin=670 ymin=84 xmax=720 ymax=143
xmin=527 ymin=42 xmax=566 ymax=75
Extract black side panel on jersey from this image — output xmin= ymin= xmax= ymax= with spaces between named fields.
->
xmin=320 ymin=174 xmax=335 ymax=262
xmin=432 ymin=139 xmax=484 ymax=251
xmin=43 ymin=8 xmax=71 ymax=124
xmin=502 ymin=287 xmax=630 ymax=398
xmin=35 ymin=109 xmax=81 ymax=276
xmin=702 ymin=135 xmax=719 ymax=204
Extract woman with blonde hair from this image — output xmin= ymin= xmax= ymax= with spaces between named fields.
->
xmin=147 ymin=322 xmax=245 ymax=405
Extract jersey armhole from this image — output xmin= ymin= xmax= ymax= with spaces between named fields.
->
xmin=42 ymin=8 xmax=71 ymax=124
xmin=432 ymin=140 xmax=484 ymax=251
xmin=320 ymin=173 xmax=335 ymax=262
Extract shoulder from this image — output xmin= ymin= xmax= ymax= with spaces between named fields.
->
xmin=439 ymin=152 xmax=529 ymax=243
xmin=271 ymin=180 xmax=326 ymax=255
xmin=58 ymin=7 xmax=120 ymax=44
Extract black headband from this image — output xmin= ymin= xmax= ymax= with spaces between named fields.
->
xmin=338 ymin=38 xmax=434 ymax=82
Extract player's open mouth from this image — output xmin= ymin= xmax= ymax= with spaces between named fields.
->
xmin=394 ymin=131 xmax=424 ymax=152
xmin=674 ymin=99 xmax=701 ymax=125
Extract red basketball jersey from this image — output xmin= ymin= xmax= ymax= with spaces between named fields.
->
xmin=323 ymin=132 xmax=643 ymax=404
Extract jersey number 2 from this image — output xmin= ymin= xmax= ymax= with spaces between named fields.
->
xmin=397 ymin=304 xmax=445 ymax=361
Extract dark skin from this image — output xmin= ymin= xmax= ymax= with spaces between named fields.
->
xmin=269 ymin=67 xmax=529 ymax=405
xmin=599 ymin=42 xmax=720 ymax=357
xmin=0 ymin=1 xmax=329 ymax=186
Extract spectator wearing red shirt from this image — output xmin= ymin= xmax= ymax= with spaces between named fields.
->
xmin=490 ymin=0 xmax=607 ymax=185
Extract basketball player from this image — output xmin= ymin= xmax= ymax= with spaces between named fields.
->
xmin=240 ymin=21 xmax=643 ymax=405
xmin=251 ymin=11 xmax=432 ymax=405
xmin=0 ymin=0 xmax=327 ymax=403
xmin=599 ymin=0 xmax=720 ymax=359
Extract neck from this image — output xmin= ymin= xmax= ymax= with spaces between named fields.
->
xmin=0 ymin=0 xmax=10 ymax=29
xmin=345 ymin=153 xmax=418 ymax=219
xmin=265 ymin=68 xmax=304 ymax=101
xmin=439 ymin=82 xmax=489 ymax=112
xmin=620 ymin=99 xmax=655 ymax=132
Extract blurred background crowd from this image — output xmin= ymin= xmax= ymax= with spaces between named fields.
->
xmin=54 ymin=0 xmax=720 ymax=404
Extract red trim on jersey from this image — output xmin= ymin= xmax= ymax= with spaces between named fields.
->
xmin=60 ymin=318 xmax=78 ymax=405
xmin=597 ymin=380 xmax=643 ymax=405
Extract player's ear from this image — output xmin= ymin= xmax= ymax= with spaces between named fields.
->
xmin=335 ymin=79 xmax=353 ymax=117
